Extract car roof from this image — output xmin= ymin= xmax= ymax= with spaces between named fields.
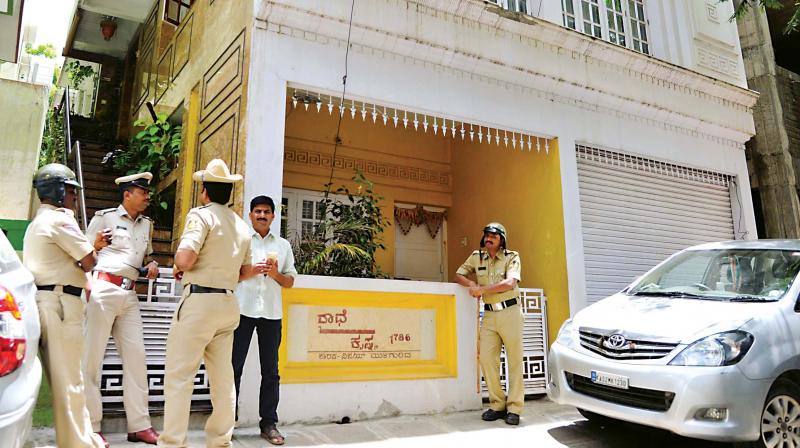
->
xmin=687 ymin=239 xmax=800 ymax=251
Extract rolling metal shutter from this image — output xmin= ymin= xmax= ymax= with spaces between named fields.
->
xmin=576 ymin=145 xmax=735 ymax=305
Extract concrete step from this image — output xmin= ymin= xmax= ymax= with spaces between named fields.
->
xmin=152 ymin=240 xmax=172 ymax=253
xmin=153 ymin=228 xmax=172 ymax=240
xmin=84 ymin=187 xmax=119 ymax=201
xmin=81 ymin=171 xmax=118 ymax=183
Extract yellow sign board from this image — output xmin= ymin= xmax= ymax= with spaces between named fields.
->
xmin=300 ymin=306 xmax=429 ymax=362
xmin=280 ymin=288 xmax=457 ymax=383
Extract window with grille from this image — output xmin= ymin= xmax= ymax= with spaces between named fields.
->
xmin=561 ymin=0 xmax=650 ymax=55
xmin=164 ymin=0 xmax=192 ymax=26
xmin=281 ymin=188 xmax=348 ymax=244
xmin=581 ymin=0 xmax=602 ymax=38
xmin=562 ymin=0 xmax=577 ymax=29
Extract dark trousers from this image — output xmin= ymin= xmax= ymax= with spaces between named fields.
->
xmin=231 ymin=315 xmax=282 ymax=428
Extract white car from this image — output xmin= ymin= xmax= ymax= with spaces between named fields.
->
xmin=0 ymin=231 xmax=41 ymax=448
xmin=548 ymin=240 xmax=800 ymax=447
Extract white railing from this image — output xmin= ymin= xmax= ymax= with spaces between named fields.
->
xmin=99 ymin=269 xmax=211 ymax=410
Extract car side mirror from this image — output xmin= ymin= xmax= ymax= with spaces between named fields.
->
xmin=794 ymin=295 xmax=800 ymax=313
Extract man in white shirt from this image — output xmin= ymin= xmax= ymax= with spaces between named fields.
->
xmin=233 ymin=195 xmax=297 ymax=446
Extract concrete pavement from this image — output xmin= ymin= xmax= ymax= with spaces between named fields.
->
xmin=27 ymin=398 xmax=733 ymax=447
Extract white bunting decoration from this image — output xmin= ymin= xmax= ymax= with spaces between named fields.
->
xmin=288 ymin=89 xmax=549 ymax=155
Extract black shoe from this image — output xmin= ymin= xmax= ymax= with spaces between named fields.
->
xmin=481 ymin=408 xmax=507 ymax=421
xmin=505 ymin=412 xmax=520 ymax=425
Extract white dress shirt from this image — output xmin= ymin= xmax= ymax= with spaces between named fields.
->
xmin=235 ymin=229 xmax=297 ymax=320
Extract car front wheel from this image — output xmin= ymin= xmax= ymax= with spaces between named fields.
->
xmin=737 ymin=379 xmax=800 ymax=448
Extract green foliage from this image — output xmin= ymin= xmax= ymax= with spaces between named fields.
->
xmin=113 ymin=113 xmax=182 ymax=211
xmin=38 ymin=107 xmax=65 ymax=167
xmin=64 ymin=60 xmax=96 ymax=89
xmin=294 ymin=171 xmax=390 ymax=278
xmin=721 ymin=0 xmax=799 ymax=34
xmin=24 ymin=43 xmax=57 ymax=59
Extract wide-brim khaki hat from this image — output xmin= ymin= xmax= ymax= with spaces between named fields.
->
xmin=192 ymin=159 xmax=242 ymax=183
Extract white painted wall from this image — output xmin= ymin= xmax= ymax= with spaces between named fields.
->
xmin=245 ymin=23 xmax=756 ymax=311
xmin=527 ymin=0 xmax=747 ymax=87
xmin=236 ymin=275 xmax=481 ymax=424
xmin=0 ymin=78 xmax=48 ymax=220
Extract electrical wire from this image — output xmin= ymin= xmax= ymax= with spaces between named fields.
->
xmin=324 ymin=0 xmax=356 ymax=200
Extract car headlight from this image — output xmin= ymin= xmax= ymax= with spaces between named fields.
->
xmin=555 ymin=319 xmax=574 ymax=348
xmin=669 ymin=331 xmax=754 ymax=367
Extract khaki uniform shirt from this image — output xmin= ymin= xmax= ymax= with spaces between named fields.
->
xmin=457 ymin=249 xmax=521 ymax=304
xmin=177 ymin=202 xmax=252 ymax=291
xmin=86 ymin=205 xmax=153 ymax=280
xmin=23 ymin=204 xmax=94 ymax=288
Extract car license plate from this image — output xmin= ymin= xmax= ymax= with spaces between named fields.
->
xmin=590 ymin=370 xmax=629 ymax=389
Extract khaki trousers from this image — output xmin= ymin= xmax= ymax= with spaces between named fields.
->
xmin=83 ymin=279 xmax=151 ymax=432
xmin=37 ymin=289 xmax=106 ymax=448
xmin=480 ymin=304 xmax=524 ymax=414
xmin=158 ymin=291 xmax=240 ymax=448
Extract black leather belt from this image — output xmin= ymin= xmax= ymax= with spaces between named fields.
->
xmin=189 ymin=285 xmax=230 ymax=294
xmin=484 ymin=297 xmax=518 ymax=311
xmin=38 ymin=284 xmax=83 ymax=297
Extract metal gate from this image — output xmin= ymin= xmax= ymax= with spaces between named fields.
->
xmin=99 ymin=268 xmax=211 ymax=414
xmin=576 ymin=144 xmax=735 ymax=305
xmin=481 ymin=288 xmax=549 ymax=396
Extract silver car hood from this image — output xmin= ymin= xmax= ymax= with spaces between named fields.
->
xmin=573 ymin=293 xmax=770 ymax=343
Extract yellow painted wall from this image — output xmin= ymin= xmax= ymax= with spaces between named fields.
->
xmin=283 ymin=105 xmax=570 ymax=342
xmin=283 ymin=104 xmax=454 ymax=274
xmin=449 ymin=139 xmax=569 ymax=344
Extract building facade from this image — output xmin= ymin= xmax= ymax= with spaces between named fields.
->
xmin=60 ymin=0 xmax=757 ymax=423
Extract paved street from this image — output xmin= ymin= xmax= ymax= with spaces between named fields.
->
xmin=28 ymin=398 xmax=736 ymax=447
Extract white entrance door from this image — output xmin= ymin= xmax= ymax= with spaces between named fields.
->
xmin=394 ymin=210 xmax=446 ymax=281
xmin=576 ymin=145 xmax=736 ymax=305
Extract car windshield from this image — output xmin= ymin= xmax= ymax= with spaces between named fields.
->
xmin=627 ymin=248 xmax=800 ymax=302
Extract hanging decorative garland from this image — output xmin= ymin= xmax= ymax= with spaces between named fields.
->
xmin=289 ymin=88 xmax=551 ymax=154
xmin=395 ymin=205 xmax=448 ymax=239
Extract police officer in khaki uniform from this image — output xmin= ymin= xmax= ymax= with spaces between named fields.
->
xmin=83 ymin=172 xmax=160 ymax=445
xmin=455 ymin=222 xmax=523 ymax=426
xmin=159 ymin=159 xmax=253 ymax=448
xmin=23 ymin=164 xmax=106 ymax=448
